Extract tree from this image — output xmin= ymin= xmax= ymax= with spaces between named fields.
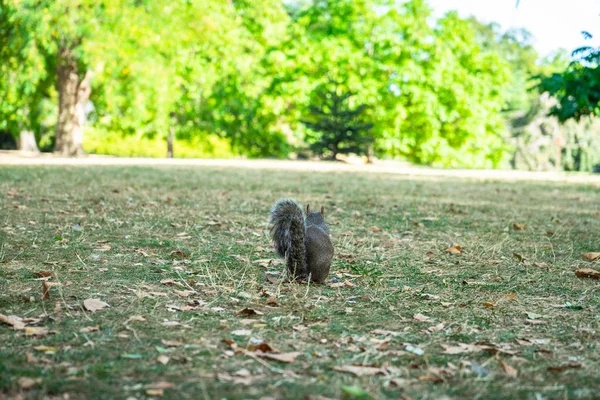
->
xmin=302 ymin=82 xmax=374 ymax=159
xmin=538 ymin=33 xmax=600 ymax=122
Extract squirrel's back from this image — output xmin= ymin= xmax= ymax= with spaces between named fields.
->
xmin=269 ymin=199 xmax=333 ymax=283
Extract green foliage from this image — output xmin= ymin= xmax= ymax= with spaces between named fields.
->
xmin=1 ymin=0 xmax=592 ymax=168
xmin=303 ymin=82 xmax=374 ymax=159
xmin=538 ymin=39 xmax=600 ymax=122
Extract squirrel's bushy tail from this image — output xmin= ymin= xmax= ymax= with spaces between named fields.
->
xmin=269 ymin=199 xmax=307 ymax=280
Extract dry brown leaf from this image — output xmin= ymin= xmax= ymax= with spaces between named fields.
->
xmin=160 ymin=279 xmax=176 ymax=286
xmin=343 ymin=280 xmax=355 ymax=287
xmin=236 ymin=308 xmax=264 ymax=316
xmin=418 ymin=374 xmax=443 ymax=383
xmin=328 ymin=282 xmax=345 ymax=288
xmin=34 ymin=271 xmax=52 ymax=278
xmin=484 ymin=301 xmax=495 ymax=308
xmin=83 ymin=298 xmax=110 ymax=312
xmin=146 ymin=389 xmax=164 ymax=397
xmin=426 ymin=323 xmax=445 ymax=333
xmin=25 ymin=352 xmax=37 ymax=363
xmin=42 ymin=281 xmax=50 ymax=299
xmin=370 ymin=226 xmax=382 ymax=233
xmin=506 ymin=293 xmax=517 ymax=301
xmin=173 ymin=290 xmax=195 ymax=297
xmin=256 ymin=351 xmax=302 ymax=363
xmin=33 ymin=345 xmax=56 ymax=352
xmin=332 ymin=365 xmax=386 ymax=376
xmin=17 ymin=377 xmax=42 ymax=390
xmin=24 ymin=327 xmax=49 ymax=337
xmin=146 ymin=381 xmax=175 ymax=390
xmin=248 ymin=342 xmax=278 ymax=353
xmin=513 ymin=223 xmax=527 ymax=230
xmin=547 ymin=363 xmax=582 ymax=372
xmin=500 ymin=361 xmax=518 ymax=377
xmin=170 ymin=250 xmax=189 ymax=258
xmin=266 ymin=296 xmax=279 ymax=306
xmin=371 ymin=329 xmax=402 ymax=336
xmin=0 ymin=314 xmax=25 ymax=330
xmin=445 ymin=245 xmax=462 ymax=255
xmin=575 ymin=268 xmax=600 ymax=280
xmin=441 ymin=343 xmax=479 ymax=354
xmin=95 ymin=244 xmax=111 ymax=252
xmin=413 ymin=313 xmax=432 ymax=322
xmin=525 ymin=318 xmax=545 ymax=326
xmin=127 ymin=315 xmax=146 ymax=322
xmin=161 ymin=339 xmax=183 ymax=347
xmin=581 ymin=252 xmax=600 ymax=262
xmin=79 ymin=326 xmax=100 ymax=333
xmin=157 ymin=355 xmax=170 ymax=365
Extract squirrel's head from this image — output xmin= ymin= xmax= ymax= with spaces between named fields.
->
xmin=305 ymin=204 xmax=327 ymax=226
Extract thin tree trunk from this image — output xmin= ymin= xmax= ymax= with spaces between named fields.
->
xmin=17 ymin=130 xmax=39 ymax=153
xmin=54 ymin=46 xmax=91 ymax=156
xmin=167 ymin=126 xmax=175 ymax=158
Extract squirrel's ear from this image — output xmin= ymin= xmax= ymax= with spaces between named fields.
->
xmin=306 ymin=204 xmax=310 ymax=214
xmin=320 ymin=206 xmax=325 ymax=216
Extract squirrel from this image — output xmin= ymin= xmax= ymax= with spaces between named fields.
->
xmin=269 ymin=199 xmax=334 ymax=283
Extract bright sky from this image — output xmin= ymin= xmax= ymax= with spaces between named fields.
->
xmin=427 ymin=0 xmax=600 ymax=57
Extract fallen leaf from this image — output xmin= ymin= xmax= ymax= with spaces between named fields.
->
xmin=525 ymin=319 xmax=545 ymax=326
xmin=33 ymin=345 xmax=57 ymax=352
xmin=547 ymin=363 xmax=582 ymax=372
xmin=581 ymin=252 xmax=600 ymax=262
xmin=0 ymin=314 xmax=25 ymax=330
xmin=371 ymin=329 xmax=402 ymax=336
xmin=413 ymin=313 xmax=432 ymax=322
xmin=370 ymin=226 xmax=382 ymax=233
xmin=170 ymin=250 xmax=189 ymax=258
xmin=17 ymin=377 xmax=42 ymax=390
xmin=160 ymin=279 xmax=176 ymax=286
xmin=83 ymin=298 xmax=110 ymax=312
xmin=231 ymin=329 xmax=251 ymax=336
xmin=328 ymin=281 xmax=345 ymax=288
xmin=256 ymin=351 xmax=302 ymax=363
xmin=513 ymin=223 xmax=527 ymax=230
xmin=146 ymin=389 xmax=164 ymax=397
xmin=248 ymin=342 xmax=278 ymax=353
xmin=42 ymin=281 xmax=50 ymax=299
xmin=441 ymin=343 xmax=479 ymax=354
xmin=145 ymin=381 xmax=175 ymax=390
xmin=500 ymin=361 xmax=518 ymax=377
xmin=24 ymin=327 xmax=49 ymax=337
xmin=418 ymin=374 xmax=443 ymax=383
xmin=79 ymin=326 xmax=100 ymax=333
xmin=484 ymin=302 xmax=495 ymax=308
xmin=157 ymin=355 xmax=170 ymax=365
xmin=445 ymin=245 xmax=462 ymax=255
xmin=127 ymin=315 xmax=146 ymax=322
xmin=575 ymin=268 xmax=600 ymax=280
xmin=34 ymin=271 xmax=52 ymax=278
xmin=173 ymin=290 xmax=195 ymax=297
xmin=426 ymin=323 xmax=445 ymax=333
xmin=332 ymin=365 xmax=386 ymax=376
xmin=161 ymin=339 xmax=183 ymax=347
xmin=506 ymin=293 xmax=517 ymax=301
xmin=236 ymin=308 xmax=264 ymax=316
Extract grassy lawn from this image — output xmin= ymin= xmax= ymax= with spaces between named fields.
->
xmin=1 ymin=163 xmax=600 ymax=400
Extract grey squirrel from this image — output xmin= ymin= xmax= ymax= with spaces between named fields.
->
xmin=269 ymin=199 xmax=334 ymax=283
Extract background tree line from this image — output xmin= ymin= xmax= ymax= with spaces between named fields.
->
xmin=1 ymin=0 xmax=599 ymax=171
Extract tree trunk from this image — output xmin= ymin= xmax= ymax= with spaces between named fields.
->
xmin=54 ymin=46 xmax=91 ymax=156
xmin=167 ymin=126 xmax=175 ymax=158
xmin=17 ymin=130 xmax=40 ymax=153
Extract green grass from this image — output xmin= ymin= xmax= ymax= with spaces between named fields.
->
xmin=1 ymin=164 xmax=600 ymax=400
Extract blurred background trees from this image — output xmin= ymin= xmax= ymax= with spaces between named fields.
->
xmin=1 ymin=0 xmax=599 ymax=171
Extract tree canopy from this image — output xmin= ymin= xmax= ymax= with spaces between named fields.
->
xmin=0 ymin=0 xmax=597 ymax=170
